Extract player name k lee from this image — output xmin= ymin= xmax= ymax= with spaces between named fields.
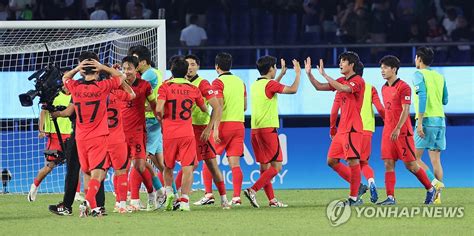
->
xmin=171 ymin=88 xmax=190 ymax=95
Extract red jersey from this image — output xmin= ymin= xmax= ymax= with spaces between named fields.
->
xmin=122 ymin=78 xmax=152 ymax=133
xmin=329 ymin=75 xmax=365 ymax=133
xmin=158 ymin=78 xmax=205 ymax=139
xmin=107 ymin=89 xmax=133 ymax=144
xmin=64 ymin=77 xmax=121 ymax=140
xmin=382 ymin=78 xmax=413 ymax=136
xmin=330 ymin=85 xmax=385 ymax=134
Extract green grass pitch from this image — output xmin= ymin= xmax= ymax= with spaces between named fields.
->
xmin=1 ymin=188 xmax=473 ymax=235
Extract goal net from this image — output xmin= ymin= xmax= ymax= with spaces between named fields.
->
xmin=0 ymin=20 xmax=166 ymax=194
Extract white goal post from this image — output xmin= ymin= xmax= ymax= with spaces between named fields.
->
xmin=0 ymin=20 xmax=166 ymax=194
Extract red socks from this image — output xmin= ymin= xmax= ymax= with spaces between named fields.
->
xmin=350 ymin=164 xmax=361 ymax=198
xmin=85 ymin=179 xmax=100 ymax=209
xmin=130 ymin=168 xmax=142 ymax=199
xmin=360 ymin=161 xmax=374 ymax=180
xmin=215 ymin=181 xmax=226 ymax=196
xmin=203 ymin=164 xmax=213 ymax=194
xmin=140 ymin=169 xmax=154 ymax=193
xmin=414 ymin=168 xmax=432 ymax=190
xmin=33 ymin=178 xmax=41 ymax=187
xmin=176 ymin=170 xmax=183 ymax=190
xmin=251 ymin=167 xmax=278 ymax=192
xmin=231 ymin=167 xmax=243 ymax=197
xmin=260 ymin=169 xmax=275 ymax=200
xmin=117 ymin=174 xmax=128 ymax=202
xmin=113 ymin=175 xmax=119 ymax=202
xmin=385 ymin=171 xmax=396 ymax=197
xmin=332 ymin=162 xmax=351 ymax=183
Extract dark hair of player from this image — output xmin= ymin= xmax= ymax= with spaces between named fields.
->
xmin=128 ymin=45 xmax=151 ymax=65
xmin=168 ymin=55 xmax=185 ymax=70
xmin=78 ymin=51 xmax=99 ymax=75
xmin=338 ymin=51 xmax=360 ymax=71
xmin=416 ymin=47 xmax=434 ymax=66
xmin=379 ymin=55 xmax=401 ymax=74
xmin=256 ymin=56 xmax=277 ymax=76
xmin=122 ymin=55 xmax=139 ymax=68
xmin=184 ymin=54 xmax=200 ymax=66
xmin=215 ymin=52 xmax=232 ymax=71
xmin=170 ymin=58 xmax=189 ymax=78
xmin=355 ymin=61 xmax=364 ymax=77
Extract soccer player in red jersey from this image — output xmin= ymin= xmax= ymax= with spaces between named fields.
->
xmin=377 ymin=55 xmax=436 ymax=205
xmin=120 ymin=56 xmax=163 ymax=211
xmin=211 ymin=52 xmax=246 ymax=205
xmin=156 ymin=58 xmax=207 ymax=211
xmin=172 ymin=54 xmax=230 ymax=209
xmin=329 ymin=61 xmax=384 ymax=203
xmin=244 ymin=57 xmax=300 ymax=208
xmin=106 ymin=76 xmax=136 ymax=213
xmin=305 ymin=52 xmax=366 ymax=205
xmin=62 ymin=52 xmax=126 ymax=217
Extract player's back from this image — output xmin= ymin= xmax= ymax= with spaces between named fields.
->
xmin=214 ymin=73 xmax=245 ymax=122
xmin=107 ymin=89 xmax=131 ymax=144
xmin=66 ymin=77 xmax=121 ymax=140
xmin=159 ymin=78 xmax=203 ymax=139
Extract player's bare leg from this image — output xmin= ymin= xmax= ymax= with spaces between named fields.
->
xmin=428 ymin=150 xmax=444 ymax=203
xmin=204 ymin=158 xmax=230 ymax=209
xmin=177 ymin=165 xmax=194 ymax=211
xmin=228 ymin=156 xmax=243 ymax=205
xmin=163 ymin=166 xmax=176 ymax=211
xmin=28 ymin=161 xmax=56 ymax=202
xmin=416 ymin=148 xmax=442 ymax=199
xmin=245 ymin=161 xmax=282 ymax=208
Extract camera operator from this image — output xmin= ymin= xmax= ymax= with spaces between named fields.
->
xmin=27 ymin=84 xmax=82 ymax=202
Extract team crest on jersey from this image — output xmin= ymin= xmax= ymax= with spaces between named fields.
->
xmin=405 ymin=96 xmax=410 ymax=100
xmin=208 ymin=90 xmax=214 ymax=95
xmin=349 ymin=82 xmax=355 ymax=87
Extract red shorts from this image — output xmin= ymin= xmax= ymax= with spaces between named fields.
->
xmin=328 ymin=132 xmax=363 ymax=160
xmin=107 ymin=142 xmax=129 ymax=170
xmin=381 ymin=134 xmax=416 ymax=162
xmin=125 ymin=132 xmax=146 ymax=159
xmin=251 ymin=128 xmax=282 ymax=164
xmin=215 ymin=126 xmax=244 ymax=157
xmin=77 ymin=136 xmax=110 ymax=173
xmin=46 ymin=133 xmax=71 ymax=151
xmin=361 ymin=132 xmax=372 ymax=161
xmin=193 ymin=125 xmax=217 ymax=161
xmin=163 ymin=136 xmax=197 ymax=169
xmin=45 ymin=133 xmax=71 ymax=162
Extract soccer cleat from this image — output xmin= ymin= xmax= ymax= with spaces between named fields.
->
xmin=27 ymin=184 xmax=38 ymax=202
xmin=369 ymin=182 xmax=378 ymax=203
xmin=193 ymin=195 xmax=215 ymax=206
xmin=243 ymin=188 xmax=259 ymax=208
xmin=231 ymin=197 xmax=242 ymax=206
xmin=433 ymin=181 xmax=444 ymax=204
xmin=113 ymin=203 xmax=120 ymax=213
xmin=358 ymin=183 xmax=368 ymax=199
xmin=173 ymin=199 xmax=181 ymax=211
xmin=347 ymin=198 xmax=364 ymax=206
xmin=221 ymin=201 xmax=232 ymax=210
xmin=79 ymin=201 xmax=90 ymax=218
xmin=118 ymin=207 xmax=131 ymax=214
xmin=164 ymin=193 xmax=175 ymax=211
xmin=155 ymin=192 xmax=167 ymax=209
xmin=99 ymin=206 xmax=108 ymax=216
xmin=146 ymin=199 xmax=156 ymax=211
xmin=74 ymin=192 xmax=85 ymax=202
xmin=376 ymin=197 xmax=396 ymax=205
xmin=90 ymin=207 xmax=103 ymax=217
xmin=269 ymin=199 xmax=288 ymax=208
xmin=179 ymin=201 xmax=190 ymax=212
xmin=48 ymin=202 xmax=72 ymax=216
xmin=424 ymin=187 xmax=437 ymax=204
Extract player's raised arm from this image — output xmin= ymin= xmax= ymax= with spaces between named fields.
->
xmin=329 ymin=93 xmax=341 ymax=139
xmin=62 ymin=60 xmax=86 ymax=84
xmin=281 ymin=59 xmax=301 ymax=94
xmin=305 ymin=57 xmax=332 ymax=91
xmin=318 ymin=59 xmax=352 ymax=93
